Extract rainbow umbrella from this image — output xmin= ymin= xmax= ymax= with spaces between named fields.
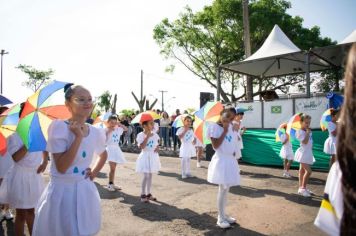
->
xmin=131 ymin=111 xmax=160 ymax=124
xmin=193 ymin=101 xmax=223 ymax=144
xmin=0 ymin=104 xmax=21 ymax=155
xmin=275 ymin=123 xmax=288 ymax=142
xmin=172 ymin=114 xmax=189 ymax=128
xmin=286 ymin=113 xmax=303 ymax=140
xmin=16 ymin=81 xmax=71 ymax=152
xmin=320 ymin=109 xmax=332 ymax=131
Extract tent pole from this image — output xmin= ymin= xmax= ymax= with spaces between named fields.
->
xmin=305 ymin=52 xmax=311 ymax=98
xmin=216 ymin=67 xmax=221 ymax=101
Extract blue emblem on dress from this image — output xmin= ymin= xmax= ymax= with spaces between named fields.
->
xmin=225 ymin=135 xmax=232 ymax=142
xmin=82 ymin=151 xmax=86 ymax=158
xmin=81 ymin=170 xmax=85 ymax=175
xmin=73 ymin=167 xmax=79 ymax=173
xmin=112 ymin=134 xmax=119 ymax=143
xmin=147 ymin=140 xmax=154 ymax=148
xmin=185 ymin=132 xmax=192 ymax=142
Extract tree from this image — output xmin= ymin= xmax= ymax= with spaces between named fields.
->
xmin=97 ymin=91 xmax=112 ymax=112
xmin=153 ymin=0 xmax=336 ymax=102
xmin=120 ymin=109 xmax=135 ymax=117
xmin=16 ymin=64 xmax=54 ymax=92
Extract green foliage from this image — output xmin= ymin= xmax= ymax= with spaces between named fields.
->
xmin=97 ymin=90 xmax=112 ymax=112
xmin=16 ymin=64 xmax=54 ymax=92
xmin=120 ymin=109 xmax=136 ymax=117
xmin=153 ymin=0 xmax=337 ymax=101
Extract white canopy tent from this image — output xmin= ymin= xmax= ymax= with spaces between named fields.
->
xmin=220 ymin=25 xmax=356 ymax=98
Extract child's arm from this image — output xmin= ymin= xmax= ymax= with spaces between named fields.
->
xmin=52 ymin=121 xmax=84 ymax=174
xmin=139 ymin=133 xmax=153 ymax=149
xmin=302 ymin=129 xmax=311 ymax=145
xmin=211 ymin=124 xmax=228 ymax=150
xmin=87 ymin=150 xmax=107 ymax=181
xmin=12 ymin=145 xmax=28 ymax=162
xmin=178 ymin=127 xmax=189 ymax=139
xmin=37 ymin=151 xmax=49 ymax=174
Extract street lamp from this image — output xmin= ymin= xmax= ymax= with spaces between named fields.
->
xmin=0 ymin=49 xmax=9 ymax=94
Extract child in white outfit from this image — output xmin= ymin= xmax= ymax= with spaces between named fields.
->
xmin=32 ymin=85 xmax=108 ymax=236
xmin=176 ymin=116 xmax=196 ymax=179
xmin=323 ymin=109 xmax=339 ymax=168
xmin=207 ymin=109 xmax=241 ymax=229
xmin=277 ymin=124 xmax=294 ymax=178
xmin=136 ymin=119 xmax=161 ymax=203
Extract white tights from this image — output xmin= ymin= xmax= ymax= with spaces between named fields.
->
xmin=181 ymin=158 xmax=191 ymax=176
xmin=217 ymin=185 xmax=230 ymax=219
xmin=141 ymin=173 xmax=152 ymax=195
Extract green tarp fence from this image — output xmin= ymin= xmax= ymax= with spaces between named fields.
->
xmin=241 ymin=129 xmax=329 ymax=171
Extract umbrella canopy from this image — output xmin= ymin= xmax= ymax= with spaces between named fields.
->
xmin=275 ymin=122 xmax=288 ymax=142
xmin=172 ymin=114 xmax=189 ymax=128
xmin=16 ymin=81 xmax=71 ymax=152
xmin=93 ymin=112 xmax=114 ymax=128
xmin=0 ymin=104 xmax=21 ymax=155
xmin=235 ymin=107 xmax=249 ymax=114
xmin=131 ymin=111 xmax=160 ymax=124
xmin=286 ymin=113 xmax=303 ymax=140
xmin=193 ymin=101 xmax=223 ymax=144
xmin=327 ymin=92 xmax=343 ymax=110
xmin=0 ymin=95 xmax=12 ymax=106
xmin=320 ymin=109 xmax=333 ymax=131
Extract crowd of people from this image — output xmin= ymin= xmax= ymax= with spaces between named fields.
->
xmin=0 ymin=43 xmax=355 ymax=235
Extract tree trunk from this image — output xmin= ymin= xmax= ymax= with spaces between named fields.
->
xmin=242 ymin=0 xmax=253 ymax=101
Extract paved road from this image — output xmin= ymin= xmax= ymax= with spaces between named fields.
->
xmin=1 ymin=153 xmax=328 ymax=236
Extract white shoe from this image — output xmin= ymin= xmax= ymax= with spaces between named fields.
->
xmin=4 ymin=210 xmax=14 ymax=221
xmin=224 ymin=216 xmax=236 ymax=224
xmin=107 ymin=184 xmax=116 ymax=192
xmin=306 ymin=188 xmax=314 ymax=195
xmin=113 ymin=185 xmax=122 ymax=190
xmin=196 ymin=162 xmax=202 ymax=168
xmin=186 ymin=173 xmax=194 ymax=178
xmin=217 ymin=219 xmax=231 ymax=229
xmin=283 ymin=172 xmax=292 ymax=178
xmin=298 ymin=188 xmax=311 ymax=197
xmin=182 ymin=175 xmax=188 ymax=179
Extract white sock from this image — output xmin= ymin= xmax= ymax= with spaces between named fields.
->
xmin=141 ymin=173 xmax=148 ymax=195
xmin=147 ymin=173 xmax=152 ymax=194
xmin=218 ymin=185 xmax=228 ymax=220
xmin=181 ymin=158 xmax=186 ymax=176
xmin=185 ymin=158 xmax=191 ymax=175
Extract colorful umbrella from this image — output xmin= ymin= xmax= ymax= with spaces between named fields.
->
xmin=286 ymin=113 xmax=303 ymax=140
xmin=320 ymin=109 xmax=332 ymax=131
xmin=0 ymin=104 xmax=21 ymax=155
xmin=16 ymin=80 xmax=71 ymax=152
xmin=172 ymin=114 xmax=189 ymax=128
xmin=131 ymin=111 xmax=160 ymax=124
xmin=275 ymin=123 xmax=288 ymax=142
xmin=193 ymin=101 xmax=223 ymax=144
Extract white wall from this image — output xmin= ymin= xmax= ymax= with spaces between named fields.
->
xmin=295 ymin=97 xmax=329 ymax=129
xmin=238 ymin=102 xmax=262 ymax=128
xmin=263 ymin=99 xmax=294 ymax=129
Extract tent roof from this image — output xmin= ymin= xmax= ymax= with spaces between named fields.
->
xmin=245 ymin=25 xmax=301 ymax=61
xmin=339 ymin=30 xmax=356 ymax=44
xmin=221 ymin=27 xmax=355 ymax=78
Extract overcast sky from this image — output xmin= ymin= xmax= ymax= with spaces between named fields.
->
xmin=0 ymin=0 xmax=355 ymax=114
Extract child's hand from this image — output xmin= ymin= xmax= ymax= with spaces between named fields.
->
xmin=36 ymin=162 xmax=48 ymax=174
xmin=232 ymin=123 xmax=240 ymax=132
xmin=154 ymin=146 xmax=159 ymax=153
xmin=69 ymin=121 xmax=85 ymax=138
xmin=222 ymin=120 xmax=229 ymax=132
xmin=85 ymin=168 xmax=95 ymax=181
xmin=306 ymin=128 xmax=311 ymax=134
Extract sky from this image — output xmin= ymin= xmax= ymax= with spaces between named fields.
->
xmin=0 ymin=0 xmax=355 ymax=115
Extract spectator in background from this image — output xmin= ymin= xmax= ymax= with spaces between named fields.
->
xmin=160 ymin=112 xmax=171 ymax=150
xmin=171 ymin=109 xmax=181 ymax=152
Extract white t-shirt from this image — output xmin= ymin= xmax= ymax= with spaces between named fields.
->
xmin=176 ymin=127 xmax=195 ymax=144
xmin=314 ymin=162 xmax=343 ymax=236
xmin=136 ymin=132 xmax=160 ymax=152
xmin=105 ymin=127 xmax=124 ymax=146
xmin=296 ymin=129 xmax=313 ymax=149
xmin=207 ymin=123 xmax=239 ymax=157
xmin=46 ymin=120 xmax=106 ymax=177
xmin=327 ymin=122 xmax=336 ymax=138
xmin=7 ymin=133 xmax=42 ymax=168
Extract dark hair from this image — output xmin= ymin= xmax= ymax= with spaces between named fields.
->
xmin=337 ymin=43 xmax=356 ymax=235
xmin=64 ymin=84 xmax=87 ymax=101
xmin=18 ymin=102 xmax=26 ymax=118
xmin=141 ymin=120 xmax=151 ymax=127
xmin=237 ymin=112 xmax=244 ymax=116
xmin=0 ymin=106 xmax=9 ymax=114
xmin=184 ymin=116 xmax=192 ymax=122
xmin=300 ymin=113 xmax=311 ymax=122
xmin=228 ymin=107 xmax=237 ymax=115
xmin=108 ymin=115 xmax=118 ymax=121
xmin=330 ymin=108 xmax=339 ymax=117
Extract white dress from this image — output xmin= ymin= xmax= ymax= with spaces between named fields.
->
xmin=294 ymin=130 xmax=315 ymax=165
xmin=135 ymin=132 xmax=161 ymax=173
xmin=33 ymin=120 xmax=106 ymax=236
xmin=207 ymin=123 xmax=241 ymax=186
xmin=279 ymin=134 xmax=294 ymax=161
xmin=314 ymin=162 xmax=343 ymax=236
xmin=0 ymin=151 xmax=14 ymax=179
xmin=0 ymin=133 xmax=44 ymax=209
xmin=323 ymin=122 xmax=337 ymax=155
xmin=176 ymin=127 xmax=196 ymax=159
xmin=106 ymin=127 xmax=126 ymax=164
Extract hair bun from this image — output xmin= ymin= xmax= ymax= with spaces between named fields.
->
xmin=64 ymin=83 xmax=74 ymax=93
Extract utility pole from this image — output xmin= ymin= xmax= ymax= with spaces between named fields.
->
xmin=242 ymin=0 xmax=253 ymax=101
xmin=158 ymin=90 xmax=167 ymax=111
xmin=0 ymin=49 xmax=9 ymax=94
